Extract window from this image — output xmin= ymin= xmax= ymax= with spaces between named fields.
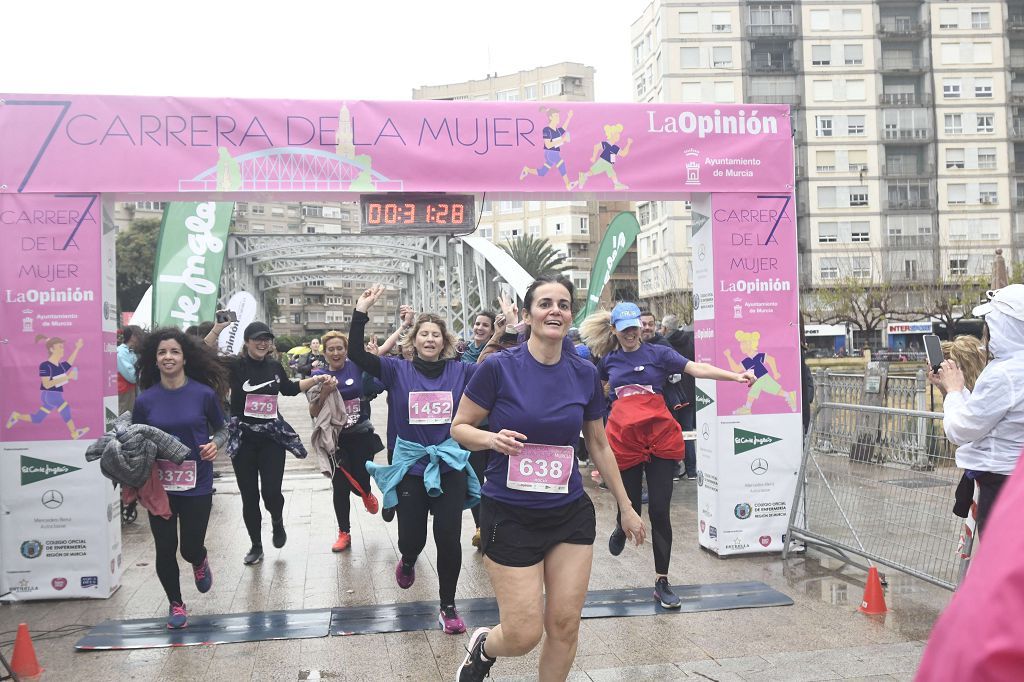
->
xmin=978 ymin=148 xmax=997 ymax=170
xmin=678 ymin=11 xmax=697 ymax=33
xmin=818 ymin=187 xmax=837 ymax=208
xmin=851 ymin=222 xmax=870 ymax=242
xmin=944 ymin=114 xmax=963 ymax=135
xmin=820 ymin=258 xmax=839 ymax=280
xmin=711 ymin=11 xmax=731 ymax=32
xmin=975 ymin=43 xmax=993 ymax=63
xmin=848 ymin=150 xmax=868 ymax=172
xmin=523 ymin=85 xmax=537 ymax=100
xmin=949 ymin=259 xmax=968 ymax=276
xmin=812 ymin=80 xmax=834 ymax=101
xmin=251 ymin=205 xmax=265 ymax=215
xmin=680 ymin=47 xmax=700 ymax=68
xmin=948 ymin=184 xmax=967 ymax=205
xmin=847 ymin=116 xmax=865 ymax=136
xmin=849 ymin=187 xmax=869 ymax=207
xmin=971 ymin=9 xmax=990 ymax=29
xmin=478 ymin=227 xmax=492 ymax=239
xmin=903 ymin=260 xmax=920 ymax=280
xmin=810 ymin=10 xmax=829 ymax=31
xmin=498 ymin=200 xmax=523 ymax=213
xmin=943 ymin=79 xmax=961 ymax=98
xmin=496 ymin=89 xmax=519 ymax=102
xmin=713 ymin=81 xmax=735 ymax=102
xmin=529 ymin=221 xmax=540 ymax=236
xmin=845 ymin=80 xmax=866 ymax=101
xmin=939 ymin=8 xmax=959 ymax=29
xmin=713 ymin=46 xmax=733 ymax=68
xmin=271 ymin=206 xmax=284 ymax=217
xmin=818 ymin=222 xmax=838 ymax=243
xmin=811 ymin=45 xmax=831 ymax=66
xmin=633 ymin=43 xmax=643 ymax=66
xmin=542 ymin=80 xmax=560 ymax=97
xmin=979 ymin=183 xmax=997 ymax=204
xmin=816 ymin=150 xmax=836 ymax=172
xmin=841 ymin=9 xmax=861 ymax=31
xmin=680 ymin=81 xmax=701 ymax=101
xmin=974 ymin=78 xmax=993 ymax=98
xmin=250 ymin=223 xmax=265 ymax=232
xmin=976 ymin=113 xmax=994 ymax=133
xmin=844 ymin=44 xmax=863 ymax=65
xmin=816 ymin=116 xmax=833 ymax=137
xmin=946 ymin=148 xmax=965 ymax=169
xmin=301 ymin=205 xmax=321 ymax=217
xmin=941 ymin=43 xmax=960 ymax=64
xmin=851 ymin=257 xmax=871 ymax=278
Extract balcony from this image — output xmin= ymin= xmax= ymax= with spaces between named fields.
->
xmin=1010 ymin=92 xmax=1024 ymax=105
xmin=884 ymin=163 xmax=933 ymax=176
xmin=747 ymin=24 xmax=798 ymax=38
xmin=750 ymin=60 xmax=799 ymax=74
xmin=879 ymin=56 xmax=928 ymax=72
xmin=882 ymin=127 xmax=932 ymax=142
xmin=1012 ymin=161 xmax=1024 ymax=175
xmin=1011 ymin=55 xmax=1024 ymax=69
xmin=877 ymin=19 xmax=928 ymax=38
xmin=879 ymin=92 xmax=932 ymax=107
xmin=1012 ymin=122 xmax=1024 ymax=139
xmin=1009 ymin=15 xmax=1024 ymax=31
xmin=888 ymin=269 xmax=937 ymax=285
xmin=748 ymin=94 xmax=802 ymax=105
xmin=885 ymin=234 xmax=936 ymax=248
xmin=884 ymin=198 xmax=933 ymax=211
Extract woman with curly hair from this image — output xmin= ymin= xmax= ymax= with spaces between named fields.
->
xmin=347 ymin=285 xmax=480 ymax=635
xmin=132 ymin=327 xmax=229 ymax=629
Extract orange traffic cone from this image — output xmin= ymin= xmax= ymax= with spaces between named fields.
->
xmin=858 ymin=566 xmax=888 ymax=615
xmin=10 ymin=622 xmax=44 ymax=680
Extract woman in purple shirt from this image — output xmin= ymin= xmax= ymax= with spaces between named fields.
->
xmin=132 ymin=328 xmax=228 ymax=629
xmin=451 ymin=276 xmax=646 ymax=682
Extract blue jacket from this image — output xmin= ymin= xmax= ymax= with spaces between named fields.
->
xmin=367 ymin=436 xmax=480 ymax=510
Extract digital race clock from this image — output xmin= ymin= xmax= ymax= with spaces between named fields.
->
xmin=359 ymin=194 xmax=476 ymax=235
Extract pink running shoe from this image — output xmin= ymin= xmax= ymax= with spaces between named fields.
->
xmin=395 ymin=559 xmax=415 ymax=589
xmin=438 ymin=605 xmax=466 ymax=634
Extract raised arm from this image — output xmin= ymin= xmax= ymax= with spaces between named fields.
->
xmin=346 ymin=285 xmax=386 ymax=377
xmin=376 ymin=304 xmax=415 ymax=356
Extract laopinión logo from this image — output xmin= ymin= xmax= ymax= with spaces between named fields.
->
xmin=734 ymin=428 xmax=782 ymax=455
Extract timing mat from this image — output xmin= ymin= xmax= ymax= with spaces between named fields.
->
xmin=75 ymin=581 xmax=791 ymax=650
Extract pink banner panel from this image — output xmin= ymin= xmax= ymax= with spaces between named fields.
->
xmin=0 ymin=95 xmax=794 ymax=197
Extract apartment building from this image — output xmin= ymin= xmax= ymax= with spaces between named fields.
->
xmin=414 ymin=63 xmax=639 ymax=303
xmin=631 ymin=0 xmax=1023 ymax=325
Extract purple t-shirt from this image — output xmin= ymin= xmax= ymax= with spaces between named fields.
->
xmin=313 ymin=362 xmax=368 ymax=426
xmin=132 ymin=380 xmax=225 ymax=497
xmin=464 ymin=344 xmax=604 ymax=509
xmin=599 ymin=343 xmax=688 ymax=403
xmin=378 ymin=356 xmax=476 ymax=475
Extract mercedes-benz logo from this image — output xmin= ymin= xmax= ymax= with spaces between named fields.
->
xmin=750 ymin=458 xmax=769 ymax=476
xmin=41 ymin=490 xmax=63 ymax=509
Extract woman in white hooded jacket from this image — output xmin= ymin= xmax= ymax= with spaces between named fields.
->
xmin=930 ymin=284 xmax=1024 ymax=536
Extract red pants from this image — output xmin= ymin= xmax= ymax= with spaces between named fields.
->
xmin=605 ymin=393 xmax=684 ymax=470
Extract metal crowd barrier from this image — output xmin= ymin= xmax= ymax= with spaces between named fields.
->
xmin=785 ymin=401 xmax=969 ymax=591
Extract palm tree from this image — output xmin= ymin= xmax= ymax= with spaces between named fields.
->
xmin=500 ymin=235 xmax=567 ymax=278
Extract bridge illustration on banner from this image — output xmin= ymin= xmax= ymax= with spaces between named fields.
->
xmin=179 ymin=147 xmax=404 ymax=192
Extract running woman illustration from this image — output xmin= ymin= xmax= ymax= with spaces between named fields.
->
xmin=578 ymin=124 xmax=633 ymax=190
xmin=723 ymin=330 xmax=798 ymax=415
xmin=520 ymin=107 xmax=575 ymax=190
xmin=6 ymin=335 xmax=90 ymax=439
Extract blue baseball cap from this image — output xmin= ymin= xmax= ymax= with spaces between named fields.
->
xmin=610 ymin=302 xmax=642 ymax=332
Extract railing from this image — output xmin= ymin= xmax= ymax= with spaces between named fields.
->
xmin=747 ymin=23 xmax=798 ymax=38
xmin=749 ymin=60 xmax=799 ymax=74
xmin=1011 ymin=124 xmax=1024 ymax=139
xmin=880 ymin=56 xmax=928 ymax=71
xmin=884 ymin=163 xmax=933 ymax=177
xmin=1010 ymin=93 xmax=1024 ymax=104
xmin=882 ymin=127 xmax=931 ymax=141
xmin=884 ymin=198 xmax=933 ymax=210
xmin=877 ymin=19 xmax=928 ymax=37
xmin=1008 ymin=15 xmax=1024 ymax=30
xmin=885 ymin=234 xmax=936 ymax=248
xmin=879 ymin=92 xmax=932 ymax=107
xmin=1011 ymin=55 xmax=1024 ymax=69
xmin=748 ymin=94 xmax=802 ymax=105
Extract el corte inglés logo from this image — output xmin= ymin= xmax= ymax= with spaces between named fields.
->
xmin=21 ymin=455 xmax=81 ymax=485
xmin=695 ymin=386 xmax=714 ymax=413
xmin=734 ymin=428 xmax=782 ymax=454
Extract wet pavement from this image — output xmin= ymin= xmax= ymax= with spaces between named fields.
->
xmin=0 ymin=394 xmax=948 ymax=680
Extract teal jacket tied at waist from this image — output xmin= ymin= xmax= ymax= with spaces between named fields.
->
xmin=366 ymin=436 xmax=480 ymax=510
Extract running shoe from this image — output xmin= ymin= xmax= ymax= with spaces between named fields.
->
xmin=272 ymin=520 xmax=287 ymax=548
xmin=362 ymin=491 xmax=379 ymax=515
xmin=438 ymin=604 xmax=467 ymax=634
xmin=654 ymin=577 xmax=681 ymax=609
xmin=395 ymin=559 xmax=415 ymax=589
xmin=167 ymin=601 xmax=188 ymax=629
xmin=686 ymin=474 xmax=698 ymax=481
xmin=608 ymin=527 xmax=626 ymax=556
xmin=471 ymin=527 xmax=481 ymax=548
xmin=382 ymin=507 xmax=396 ymax=523
xmin=332 ymin=531 xmax=351 ymax=553
xmin=193 ymin=557 xmax=212 ymax=593
xmin=243 ymin=544 xmax=264 ymax=565
xmin=457 ymin=627 xmax=496 ymax=681
xmin=5 ymin=413 xmax=18 ymax=429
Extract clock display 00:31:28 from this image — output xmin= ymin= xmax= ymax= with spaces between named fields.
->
xmin=365 ymin=202 xmax=467 ymax=225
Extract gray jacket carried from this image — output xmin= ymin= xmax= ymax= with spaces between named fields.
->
xmin=85 ymin=412 xmax=193 ymax=488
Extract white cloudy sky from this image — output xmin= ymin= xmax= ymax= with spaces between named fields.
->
xmin=4 ymin=0 xmax=650 ymax=102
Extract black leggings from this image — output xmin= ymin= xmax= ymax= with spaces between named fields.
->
xmin=616 ymin=456 xmax=676 ymax=575
xmin=469 ymin=451 xmax=487 ymax=527
xmin=976 ymin=472 xmax=1009 ymax=538
xmin=332 ymin=446 xmax=373 ymax=533
xmin=232 ymin=433 xmax=286 ymax=545
xmin=397 ymin=469 xmax=468 ymax=606
xmin=148 ymin=493 xmax=213 ymax=604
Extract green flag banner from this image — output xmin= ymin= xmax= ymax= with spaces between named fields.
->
xmin=151 ymin=202 xmax=234 ymax=329
xmin=574 ymin=211 xmax=641 ymax=326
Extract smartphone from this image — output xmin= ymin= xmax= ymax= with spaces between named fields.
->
xmin=923 ymin=334 xmax=943 ymax=374
xmin=216 ymin=310 xmax=237 ymax=324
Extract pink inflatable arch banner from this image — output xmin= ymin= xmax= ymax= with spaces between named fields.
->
xmin=0 ymin=95 xmax=793 ymax=197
